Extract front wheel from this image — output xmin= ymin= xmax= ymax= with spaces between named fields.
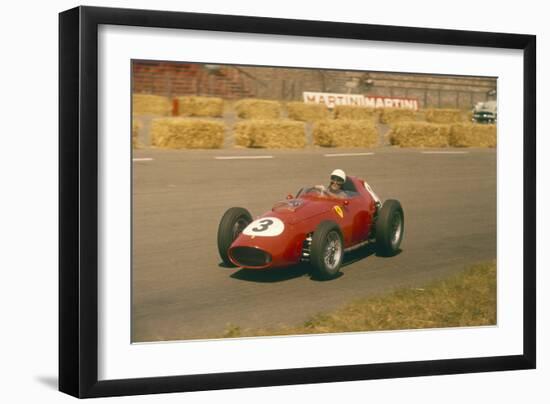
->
xmin=310 ymin=221 xmax=344 ymax=280
xmin=375 ymin=199 xmax=404 ymax=257
xmin=217 ymin=207 xmax=252 ymax=266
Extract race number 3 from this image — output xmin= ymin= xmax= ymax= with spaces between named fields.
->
xmin=243 ymin=217 xmax=284 ymax=237
xmin=252 ymin=219 xmax=274 ymax=232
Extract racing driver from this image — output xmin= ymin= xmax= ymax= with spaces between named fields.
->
xmin=326 ymin=169 xmax=348 ymax=197
xmin=318 ymin=169 xmax=381 ymax=206
xmin=315 ymin=169 xmax=348 ymax=197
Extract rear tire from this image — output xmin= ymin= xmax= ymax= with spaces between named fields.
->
xmin=310 ymin=221 xmax=344 ymax=280
xmin=217 ymin=207 xmax=252 ymax=266
xmin=375 ymin=199 xmax=404 ymax=257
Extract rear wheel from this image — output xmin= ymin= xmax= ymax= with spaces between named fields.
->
xmin=375 ymin=199 xmax=404 ymax=256
xmin=310 ymin=221 xmax=344 ymax=280
xmin=217 ymin=207 xmax=252 ymax=266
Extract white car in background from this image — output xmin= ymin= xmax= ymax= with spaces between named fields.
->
xmin=472 ymin=100 xmax=497 ymax=124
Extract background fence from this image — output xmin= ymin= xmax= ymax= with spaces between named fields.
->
xmin=132 ymin=61 xmax=497 ymax=109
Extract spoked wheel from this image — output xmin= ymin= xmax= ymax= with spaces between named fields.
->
xmin=310 ymin=221 xmax=344 ymax=280
xmin=217 ymin=207 xmax=252 ymax=266
xmin=375 ymin=199 xmax=404 ymax=257
xmin=389 ymin=211 xmax=403 ymax=249
xmin=323 ymin=231 xmax=343 ymax=271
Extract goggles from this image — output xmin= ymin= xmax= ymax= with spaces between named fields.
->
xmin=330 ymin=175 xmax=344 ymax=184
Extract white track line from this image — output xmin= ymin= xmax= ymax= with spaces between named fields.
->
xmin=215 ymin=155 xmax=273 ymax=160
xmin=132 ymin=157 xmax=154 ymax=161
xmin=421 ymin=151 xmax=469 ymax=154
xmin=324 ymin=152 xmax=375 ymax=157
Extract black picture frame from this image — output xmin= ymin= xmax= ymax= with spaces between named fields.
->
xmin=59 ymin=5 xmax=536 ymax=398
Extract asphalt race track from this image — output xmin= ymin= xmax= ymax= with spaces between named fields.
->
xmin=132 ymin=147 xmax=496 ymax=342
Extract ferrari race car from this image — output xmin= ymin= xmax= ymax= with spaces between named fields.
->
xmin=217 ymin=175 xmax=404 ymax=280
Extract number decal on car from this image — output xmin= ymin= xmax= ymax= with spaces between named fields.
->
xmin=243 ymin=217 xmax=284 ymax=237
xmin=252 ymin=219 xmax=274 ymax=232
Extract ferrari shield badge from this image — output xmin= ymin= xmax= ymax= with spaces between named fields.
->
xmin=333 ymin=205 xmax=344 ymax=218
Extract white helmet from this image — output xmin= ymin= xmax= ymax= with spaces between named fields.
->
xmin=330 ymin=169 xmax=346 ymax=183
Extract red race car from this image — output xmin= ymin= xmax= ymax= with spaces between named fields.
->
xmin=217 ymin=175 xmax=404 ymax=280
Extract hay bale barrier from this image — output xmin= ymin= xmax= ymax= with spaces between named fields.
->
xmin=379 ymin=108 xmax=416 ymax=124
xmin=132 ymin=119 xmax=141 ymax=148
xmin=425 ymin=108 xmax=464 ymax=124
xmin=334 ymin=106 xmax=378 ymax=122
xmin=176 ymin=96 xmax=224 ymax=117
xmin=234 ymin=99 xmax=282 ymax=119
xmin=234 ymin=120 xmax=305 ymax=148
xmin=151 ymin=118 xmax=224 ymax=149
xmin=132 ymin=94 xmax=172 ymax=116
xmin=313 ymin=120 xmax=378 ymax=148
xmin=389 ymin=122 xmax=451 ymax=148
xmin=415 ymin=109 xmax=427 ymax=122
xmin=450 ymin=124 xmax=497 ymax=147
xmin=286 ymin=102 xmax=330 ymax=121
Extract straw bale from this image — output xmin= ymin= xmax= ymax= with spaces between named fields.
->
xmin=379 ymin=108 xmax=416 ymax=124
xmin=449 ymin=124 xmax=497 ymax=147
xmin=313 ymin=120 xmax=378 ymax=148
xmin=151 ymin=118 xmax=224 ymax=149
xmin=234 ymin=120 xmax=305 ymax=148
xmin=286 ymin=102 xmax=331 ymax=121
xmin=415 ymin=109 xmax=427 ymax=122
xmin=176 ymin=96 xmax=224 ymax=117
xmin=234 ymin=99 xmax=282 ymax=119
xmin=334 ymin=106 xmax=378 ymax=122
xmin=132 ymin=119 xmax=141 ymax=148
xmin=389 ymin=122 xmax=451 ymax=148
xmin=132 ymin=94 xmax=172 ymax=116
xmin=425 ymin=108 xmax=464 ymax=124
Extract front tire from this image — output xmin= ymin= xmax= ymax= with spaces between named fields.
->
xmin=217 ymin=207 xmax=252 ymax=266
xmin=310 ymin=221 xmax=344 ymax=280
xmin=375 ymin=199 xmax=404 ymax=256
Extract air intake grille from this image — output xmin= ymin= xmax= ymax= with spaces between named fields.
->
xmin=230 ymin=247 xmax=271 ymax=267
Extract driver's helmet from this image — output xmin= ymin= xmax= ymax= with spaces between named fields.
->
xmin=330 ymin=169 xmax=346 ymax=185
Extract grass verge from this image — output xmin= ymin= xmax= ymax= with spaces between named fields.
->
xmin=222 ymin=261 xmax=496 ymax=338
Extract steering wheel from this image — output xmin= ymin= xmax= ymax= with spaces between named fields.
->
xmin=308 ymin=186 xmax=327 ymax=195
